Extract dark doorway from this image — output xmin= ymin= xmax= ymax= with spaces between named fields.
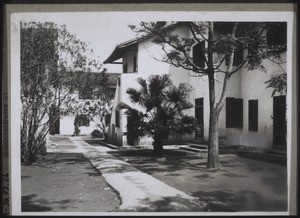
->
xmin=195 ymin=98 xmax=204 ymax=139
xmin=126 ymin=116 xmax=136 ymax=146
xmin=273 ymin=95 xmax=286 ymax=148
xmin=49 ymin=105 xmax=60 ymax=135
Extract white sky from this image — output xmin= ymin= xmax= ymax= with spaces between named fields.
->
xmin=12 ymin=11 xmax=293 ymax=73
xmin=12 ymin=12 xmax=143 ymax=73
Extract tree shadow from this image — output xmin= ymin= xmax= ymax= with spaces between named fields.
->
xmin=38 ymin=153 xmax=88 ymax=165
xmin=108 ymin=149 xmax=225 ymax=175
xmin=21 ymin=176 xmax=31 ymax=179
xmin=221 ymin=172 xmax=248 ymax=178
xmin=22 ymin=194 xmax=76 ymax=212
xmin=121 ymin=196 xmax=204 ymax=212
xmin=192 ymin=190 xmax=287 ymax=212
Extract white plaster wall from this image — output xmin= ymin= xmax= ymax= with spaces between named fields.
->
xmin=237 ymin=51 xmax=287 ymax=149
xmin=60 ymin=116 xmax=74 ymax=135
xmin=138 ymin=38 xmax=170 ymax=77
xmin=60 ymin=115 xmax=99 ymax=135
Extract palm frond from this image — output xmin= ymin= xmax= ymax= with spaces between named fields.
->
xmin=127 ymin=88 xmax=142 ymax=103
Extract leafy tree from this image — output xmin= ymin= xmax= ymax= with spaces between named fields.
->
xmin=119 ymin=74 xmax=199 ymax=153
xmin=265 ymin=73 xmax=287 ymax=97
xmin=21 ymin=22 xmax=102 ymax=164
xmin=74 ymin=70 xmax=115 ymax=140
xmin=129 ymin=21 xmax=286 ymax=168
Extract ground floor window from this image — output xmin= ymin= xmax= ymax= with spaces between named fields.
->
xmin=115 ymin=110 xmax=120 ymax=127
xmin=248 ymin=99 xmax=258 ymax=131
xmin=226 ymin=97 xmax=243 ymax=128
xmin=76 ymin=114 xmax=90 ymax=127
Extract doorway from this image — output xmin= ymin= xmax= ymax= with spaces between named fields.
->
xmin=273 ymin=95 xmax=286 ymax=148
xmin=195 ymin=98 xmax=204 ymax=139
xmin=49 ymin=105 xmax=60 ymax=135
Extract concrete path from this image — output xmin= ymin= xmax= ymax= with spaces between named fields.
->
xmin=47 ymin=136 xmax=205 ymax=211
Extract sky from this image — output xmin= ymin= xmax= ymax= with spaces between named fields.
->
xmin=12 ymin=12 xmax=142 ymax=73
xmin=11 ymin=11 xmax=292 ymax=73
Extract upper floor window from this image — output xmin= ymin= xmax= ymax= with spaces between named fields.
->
xmin=123 ymin=63 xmax=128 ymax=73
xmin=192 ymin=41 xmax=206 ymax=70
xmin=225 ymin=44 xmax=244 ymax=66
xmin=267 ymin=22 xmax=287 ymax=46
xmin=133 ymin=56 xmax=138 ymax=72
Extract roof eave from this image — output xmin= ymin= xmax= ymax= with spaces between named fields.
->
xmin=103 ymin=34 xmax=152 ymax=64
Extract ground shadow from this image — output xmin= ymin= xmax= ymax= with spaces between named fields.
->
xmin=192 ymin=190 xmax=287 ymax=212
xmin=22 ymin=194 xmax=76 ymax=212
xmin=108 ymin=149 xmax=235 ymax=175
xmin=121 ymin=196 xmax=204 ymax=212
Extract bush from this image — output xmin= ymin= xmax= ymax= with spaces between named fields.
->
xmin=91 ymin=129 xmax=103 ymax=138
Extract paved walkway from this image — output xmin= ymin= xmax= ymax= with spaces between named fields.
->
xmin=47 ymin=136 xmax=205 ymax=211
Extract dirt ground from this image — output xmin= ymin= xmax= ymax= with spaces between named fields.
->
xmin=108 ymin=148 xmax=288 ymax=212
xmin=21 ymin=153 xmax=120 ymax=212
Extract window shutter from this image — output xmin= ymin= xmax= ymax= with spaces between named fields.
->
xmin=193 ymin=41 xmax=206 ymax=70
xmin=115 ymin=110 xmax=120 ymax=127
xmin=226 ymin=97 xmax=243 ymax=128
xmin=249 ymin=100 xmax=258 ymax=131
xmin=235 ymin=98 xmax=243 ymax=128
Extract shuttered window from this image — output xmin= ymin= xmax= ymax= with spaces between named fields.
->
xmin=193 ymin=41 xmax=206 ymax=70
xmin=133 ymin=56 xmax=138 ymax=72
xmin=226 ymin=97 xmax=243 ymax=128
xmin=115 ymin=110 xmax=120 ymax=128
xmin=248 ymin=100 xmax=258 ymax=131
xmin=225 ymin=44 xmax=244 ymax=66
xmin=267 ymin=22 xmax=287 ymax=46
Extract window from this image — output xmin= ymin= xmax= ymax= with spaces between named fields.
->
xmin=267 ymin=22 xmax=287 ymax=46
xmin=193 ymin=41 xmax=206 ymax=70
xmin=225 ymin=44 xmax=244 ymax=66
xmin=133 ymin=56 xmax=138 ymax=72
xmin=76 ymin=114 xmax=90 ymax=127
xmin=79 ymin=86 xmax=93 ymax=99
xmin=123 ymin=63 xmax=128 ymax=73
xmin=105 ymin=113 xmax=111 ymax=125
xmin=248 ymin=100 xmax=258 ymax=131
xmin=115 ymin=110 xmax=120 ymax=127
xmin=226 ymin=97 xmax=243 ymax=128
xmin=117 ymin=77 xmax=121 ymax=86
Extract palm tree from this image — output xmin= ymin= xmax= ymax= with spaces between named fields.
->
xmin=119 ymin=74 xmax=199 ymax=153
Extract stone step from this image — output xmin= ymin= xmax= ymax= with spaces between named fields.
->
xmin=238 ymin=151 xmax=287 ymax=166
xmin=189 ymin=144 xmax=208 ymax=149
xmin=179 ymin=145 xmax=208 ymax=153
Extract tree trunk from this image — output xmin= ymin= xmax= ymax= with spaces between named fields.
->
xmin=206 ymin=71 xmax=221 ymax=169
xmin=206 ymin=22 xmax=221 ymax=169
xmin=153 ymin=133 xmax=164 ymax=153
xmin=207 ymin=108 xmax=221 ymax=168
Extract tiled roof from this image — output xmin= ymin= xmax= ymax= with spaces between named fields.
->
xmin=103 ymin=34 xmax=151 ymax=64
xmin=70 ymin=71 xmax=121 ymax=87
xmin=103 ymin=22 xmax=181 ymax=64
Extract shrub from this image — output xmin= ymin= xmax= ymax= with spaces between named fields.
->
xmin=91 ymin=129 xmax=103 ymax=138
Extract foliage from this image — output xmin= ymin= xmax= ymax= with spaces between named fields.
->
xmin=265 ymin=73 xmax=287 ymax=97
xmin=70 ymin=70 xmax=114 ymax=139
xmin=129 ymin=21 xmax=286 ymax=167
xmin=21 ymin=22 xmax=102 ymax=164
xmin=91 ymin=129 xmax=104 ymax=138
xmin=119 ymin=74 xmax=199 ymax=153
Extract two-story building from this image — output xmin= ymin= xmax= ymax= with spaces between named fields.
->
xmin=104 ymin=22 xmax=287 ymax=152
xmin=49 ymin=71 xmax=120 ymax=136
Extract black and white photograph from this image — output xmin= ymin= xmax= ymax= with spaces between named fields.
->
xmin=4 ymin=4 xmax=297 ymax=216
